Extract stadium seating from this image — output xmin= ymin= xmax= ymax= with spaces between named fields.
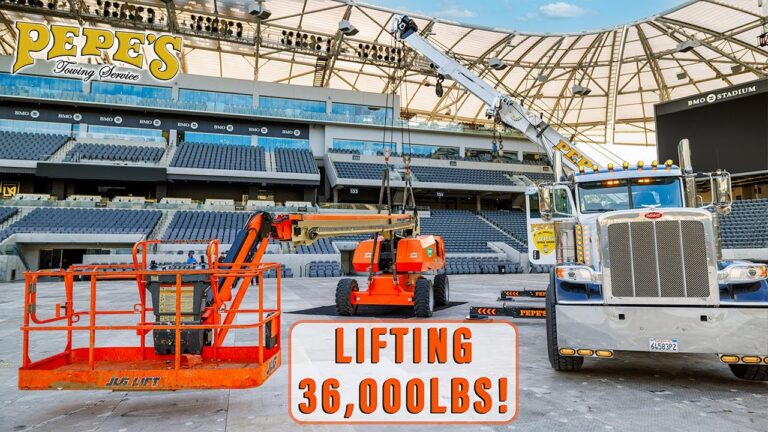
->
xmin=0 ymin=131 xmax=69 ymax=160
xmin=307 ymin=260 xmax=342 ymax=277
xmin=170 ymin=142 xmax=266 ymax=171
xmin=334 ymin=162 xmax=388 ymax=180
xmin=65 ymin=143 xmax=165 ymax=163
xmin=296 ymin=238 xmax=335 ymax=254
xmin=274 ymin=148 xmax=318 ymax=174
xmin=163 ymin=211 xmax=251 ymax=243
xmin=0 ymin=207 xmax=18 ymax=225
xmin=264 ymin=263 xmax=293 ymax=278
xmin=719 ymin=199 xmax=768 ymax=249
xmin=481 ymin=210 xmax=528 ymax=250
xmin=328 ymin=148 xmax=360 ymax=155
xmin=512 ymin=171 xmax=554 ymax=182
xmin=0 ymin=208 xmax=160 ymax=242
xmin=420 ymin=209 xmax=518 ymax=253
xmin=445 ymin=257 xmax=521 ymax=275
xmin=410 ymin=166 xmax=518 ymax=186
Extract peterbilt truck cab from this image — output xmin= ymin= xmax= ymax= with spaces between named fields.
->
xmin=529 ymin=144 xmax=768 ymax=380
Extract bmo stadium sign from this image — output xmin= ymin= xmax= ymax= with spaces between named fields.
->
xmin=686 ymin=85 xmax=758 ymax=107
xmin=12 ymin=21 xmax=182 ymax=82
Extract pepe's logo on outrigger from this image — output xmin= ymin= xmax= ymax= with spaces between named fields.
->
xmin=12 ymin=21 xmax=183 ymax=82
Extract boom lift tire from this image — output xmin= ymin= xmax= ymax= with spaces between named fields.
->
xmin=546 ymin=271 xmax=584 ymax=371
xmin=335 ymin=278 xmax=359 ymax=316
xmin=414 ymin=278 xmax=434 ymax=318
xmin=433 ymin=273 xmax=449 ymax=306
xmin=728 ymin=364 xmax=768 ymax=381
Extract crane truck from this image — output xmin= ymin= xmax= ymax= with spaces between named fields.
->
xmin=393 ymin=15 xmax=768 ymax=380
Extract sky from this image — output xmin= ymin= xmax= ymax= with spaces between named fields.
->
xmin=362 ymin=0 xmax=689 ymax=33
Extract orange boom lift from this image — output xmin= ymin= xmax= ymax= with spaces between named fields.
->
xmin=19 ymin=204 xmax=446 ymax=390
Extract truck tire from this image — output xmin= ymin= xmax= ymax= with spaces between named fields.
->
xmin=414 ymin=278 xmax=434 ymax=318
xmin=433 ymin=273 xmax=449 ymax=306
xmin=546 ymin=271 xmax=583 ymax=371
xmin=728 ymin=364 xmax=768 ymax=381
xmin=335 ymin=278 xmax=358 ymax=316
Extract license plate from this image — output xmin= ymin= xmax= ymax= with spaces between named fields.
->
xmin=649 ymin=338 xmax=678 ymax=352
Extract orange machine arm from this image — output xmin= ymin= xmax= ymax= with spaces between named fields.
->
xmin=217 ymin=211 xmax=417 ymax=301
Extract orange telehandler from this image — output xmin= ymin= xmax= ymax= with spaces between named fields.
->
xmin=19 ymin=208 xmax=447 ymax=390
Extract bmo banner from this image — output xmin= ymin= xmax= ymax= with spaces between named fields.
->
xmin=655 ymin=78 xmax=768 ymax=174
xmin=0 ymin=102 xmax=309 ymax=139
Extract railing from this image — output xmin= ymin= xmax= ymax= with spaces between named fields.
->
xmin=0 ymin=84 xmax=522 ymax=138
xmin=0 ymin=198 xmax=321 ymax=213
xmin=19 ymin=239 xmax=282 ymax=390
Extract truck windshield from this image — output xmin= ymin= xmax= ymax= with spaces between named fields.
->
xmin=578 ymin=177 xmax=683 ymax=213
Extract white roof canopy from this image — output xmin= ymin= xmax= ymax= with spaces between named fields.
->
xmin=1 ymin=0 xmax=767 ymax=148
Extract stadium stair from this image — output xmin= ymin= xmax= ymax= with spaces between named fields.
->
xmin=47 ymin=139 xmax=78 ymax=162
xmin=148 ymin=209 xmax=177 ymax=240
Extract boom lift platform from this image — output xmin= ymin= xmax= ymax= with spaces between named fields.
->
xmin=19 ymin=209 xmax=446 ymax=390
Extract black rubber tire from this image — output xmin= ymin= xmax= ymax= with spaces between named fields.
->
xmin=729 ymin=364 xmax=768 ymax=381
xmin=546 ymin=270 xmax=583 ymax=371
xmin=433 ymin=273 xmax=449 ymax=306
xmin=335 ymin=278 xmax=358 ymax=316
xmin=413 ymin=278 xmax=434 ymax=318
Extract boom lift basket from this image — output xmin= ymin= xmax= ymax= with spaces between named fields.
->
xmin=18 ymin=239 xmax=281 ymax=391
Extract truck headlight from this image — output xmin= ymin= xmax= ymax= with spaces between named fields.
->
xmin=718 ymin=263 xmax=768 ymax=284
xmin=555 ymin=265 xmax=601 ymax=284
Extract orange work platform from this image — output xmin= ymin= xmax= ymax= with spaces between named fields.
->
xmin=19 ymin=239 xmax=281 ymax=391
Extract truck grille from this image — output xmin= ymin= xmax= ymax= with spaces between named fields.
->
xmin=606 ymin=220 xmax=711 ymax=299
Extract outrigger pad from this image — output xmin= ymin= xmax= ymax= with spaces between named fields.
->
xmin=497 ymin=289 xmax=547 ymax=301
xmin=468 ymin=304 xmax=547 ymax=319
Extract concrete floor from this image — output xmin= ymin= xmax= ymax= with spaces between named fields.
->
xmin=2 ymin=273 xmax=768 ymax=432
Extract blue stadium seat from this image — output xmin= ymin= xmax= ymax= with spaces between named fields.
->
xmin=0 ymin=208 xmax=160 ymax=242
xmin=170 ymin=142 xmax=266 ymax=171
xmin=0 ymin=131 xmax=69 ymax=160
xmin=65 ymin=143 xmax=164 ymax=163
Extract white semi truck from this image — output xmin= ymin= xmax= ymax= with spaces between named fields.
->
xmin=393 ymin=15 xmax=768 ymax=380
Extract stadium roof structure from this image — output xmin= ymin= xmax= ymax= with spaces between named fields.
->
xmin=1 ymin=0 xmax=767 ymax=149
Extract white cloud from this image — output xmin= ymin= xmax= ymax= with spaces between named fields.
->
xmin=439 ymin=6 xmax=477 ymax=19
xmin=539 ymin=2 xmax=590 ymax=18
xmin=517 ymin=12 xmax=540 ymax=22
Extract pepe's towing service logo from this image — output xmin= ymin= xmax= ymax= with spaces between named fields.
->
xmin=12 ymin=22 xmax=183 ymax=82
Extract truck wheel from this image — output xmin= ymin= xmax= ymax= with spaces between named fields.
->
xmin=546 ymin=271 xmax=583 ymax=371
xmin=335 ymin=278 xmax=358 ymax=316
xmin=414 ymin=278 xmax=434 ymax=318
xmin=728 ymin=364 xmax=768 ymax=381
xmin=433 ymin=273 xmax=449 ymax=306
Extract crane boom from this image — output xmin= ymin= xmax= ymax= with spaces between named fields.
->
xmin=391 ymin=15 xmax=600 ymax=172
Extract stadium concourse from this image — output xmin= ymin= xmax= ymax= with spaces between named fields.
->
xmin=1 ymin=0 xmax=768 ymax=431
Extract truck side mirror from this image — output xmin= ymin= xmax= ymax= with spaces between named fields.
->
xmin=537 ymin=183 xmax=555 ymax=222
xmin=710 ymin=170 xmax=732 ymax=215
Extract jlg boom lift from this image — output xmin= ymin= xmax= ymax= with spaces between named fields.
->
xmin=19 ymin=208 xmax=446 ymax=390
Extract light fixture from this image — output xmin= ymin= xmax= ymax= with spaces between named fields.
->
xmin=676 ymin=71 xmax=687 ymax=80
xmin=537 ymin=73 xmax=548 ymax=82
xmin=339 ymin=19 xmax=359 ymax=36
xmin=731 ymin=65 xmax=744 ymax=74
xmin=572 ymin=84 xmax=592 ymax=96
xmin=489 ymin=57 xmax=506 ymax=70
xmin=248 ymin=1 xmax=271 ymax=20
xmin=676 ymin=39 xmax=700 ymax=53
